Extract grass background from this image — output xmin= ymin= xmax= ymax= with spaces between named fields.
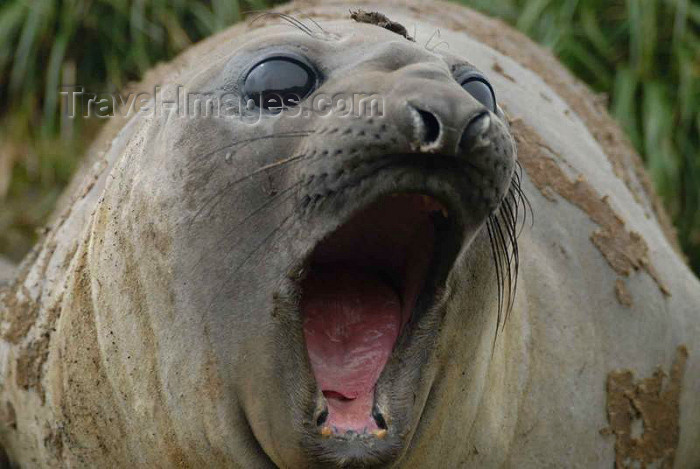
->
xmin=0 ymin=0 xmax=698 ymax=274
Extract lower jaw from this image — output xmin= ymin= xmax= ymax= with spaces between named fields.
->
xmin=323 ymin=391 xmax=380 ymax=434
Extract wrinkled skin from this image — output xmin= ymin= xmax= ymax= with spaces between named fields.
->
xmin=0 ymin=1 xmax=699 ymax=468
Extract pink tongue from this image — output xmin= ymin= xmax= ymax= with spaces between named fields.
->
xmin=302 ymin=267 xmax=401 ymax=430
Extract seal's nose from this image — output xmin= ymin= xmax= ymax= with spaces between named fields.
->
xmin=376 ymin=61 xmax=496 ymax=154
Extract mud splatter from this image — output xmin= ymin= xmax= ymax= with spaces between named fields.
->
xmin=492 ymin=62 xmax=516 ymax=83
xmin=510 ymin=118 xmax=670 ymax=299
xmin=601 ymin=346 xmax=688 ymax=468
xmin=15 ymin=332 xmax=51 ymax=402
xmin=614 ymin=279 xmax=633 ymax=308
xmin=1 ymin=401 xmax=16 ymax=430
xmin=350 ymin=10 xmax=414 ymax=41
xmin=1 ymin=285 xmax=39 ymax=344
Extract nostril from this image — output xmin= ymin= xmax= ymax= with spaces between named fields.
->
xmin=415 ymin=109 xmax=441 ymax=146
xmin=459 ymin=111 xmax=491 ymax=152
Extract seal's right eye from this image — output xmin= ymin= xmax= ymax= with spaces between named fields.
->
xmin=455 ymin=70 xmax=497 ymax=113
xmin=243 ymin=56 xmax=317 ymax=111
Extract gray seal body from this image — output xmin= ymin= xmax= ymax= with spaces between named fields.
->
xmin=0 ymin=1 xmax=698 ymax=468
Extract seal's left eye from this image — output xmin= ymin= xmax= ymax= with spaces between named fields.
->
xmin=244 ymin=57 xmax=317 ymax=111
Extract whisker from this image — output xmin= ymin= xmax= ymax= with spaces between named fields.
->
xmin=205 ymin=210 xmax=296 ymax=313
xmin=489 ymin=166 xmax=533 ymax=339
xmin=492 ymin=215 xmax=512 ymax=306
xmin=190 ymin=130 xmax=314 ymax=165
xmin=215 ymin=181 xmax=302 ymax=246
xmin=250 ymin=12 xmax=317 ymax=37
xmin=191 ymin=181 xmax=301 ymax=272
xmin=500 ymin=198 xmax=517 ymax=263
xmin=486 ymin=218 xmax=504 ymax=345
xmin=189 ymin=152 xmax=312 ymax=227
xmin=302 ymin=14 xmax=327 ymax=33
xmin=499 ymin=201 xmax=519 ymax=319
xmin=512 ymin=161 xmax=534 ymax=228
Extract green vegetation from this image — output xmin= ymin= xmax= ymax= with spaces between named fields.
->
xmin=1 ymin=0 xmax=698 ymax=273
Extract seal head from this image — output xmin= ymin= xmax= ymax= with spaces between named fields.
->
xmin=85 ymin=13 xmax=517 ymax=468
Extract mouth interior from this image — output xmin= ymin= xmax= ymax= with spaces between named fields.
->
xmin=301 ymin=193 xmax=448 ymax=433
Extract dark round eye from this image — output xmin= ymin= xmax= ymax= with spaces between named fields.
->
xmin=460 ymin=76 xmax=496 ymax=112
xmin=243 ymin=56 xmax=317 ymax=111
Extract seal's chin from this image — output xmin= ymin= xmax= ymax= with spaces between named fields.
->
xmin=301 ymin=193 xmax=456 ymax=437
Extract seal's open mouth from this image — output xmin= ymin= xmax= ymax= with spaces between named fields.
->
xmin=301 ymin=193 xmax=456 ymax=436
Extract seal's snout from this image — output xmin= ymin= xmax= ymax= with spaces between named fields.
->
xmin=392 ymin=70 xmax=500 ymax=157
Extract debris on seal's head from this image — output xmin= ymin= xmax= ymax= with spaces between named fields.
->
xmin=350 ymin=9 xmax=414 ymax=41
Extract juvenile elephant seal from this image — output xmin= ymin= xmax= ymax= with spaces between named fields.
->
xmin=1 ymin=1 xmax=699 ymax=467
